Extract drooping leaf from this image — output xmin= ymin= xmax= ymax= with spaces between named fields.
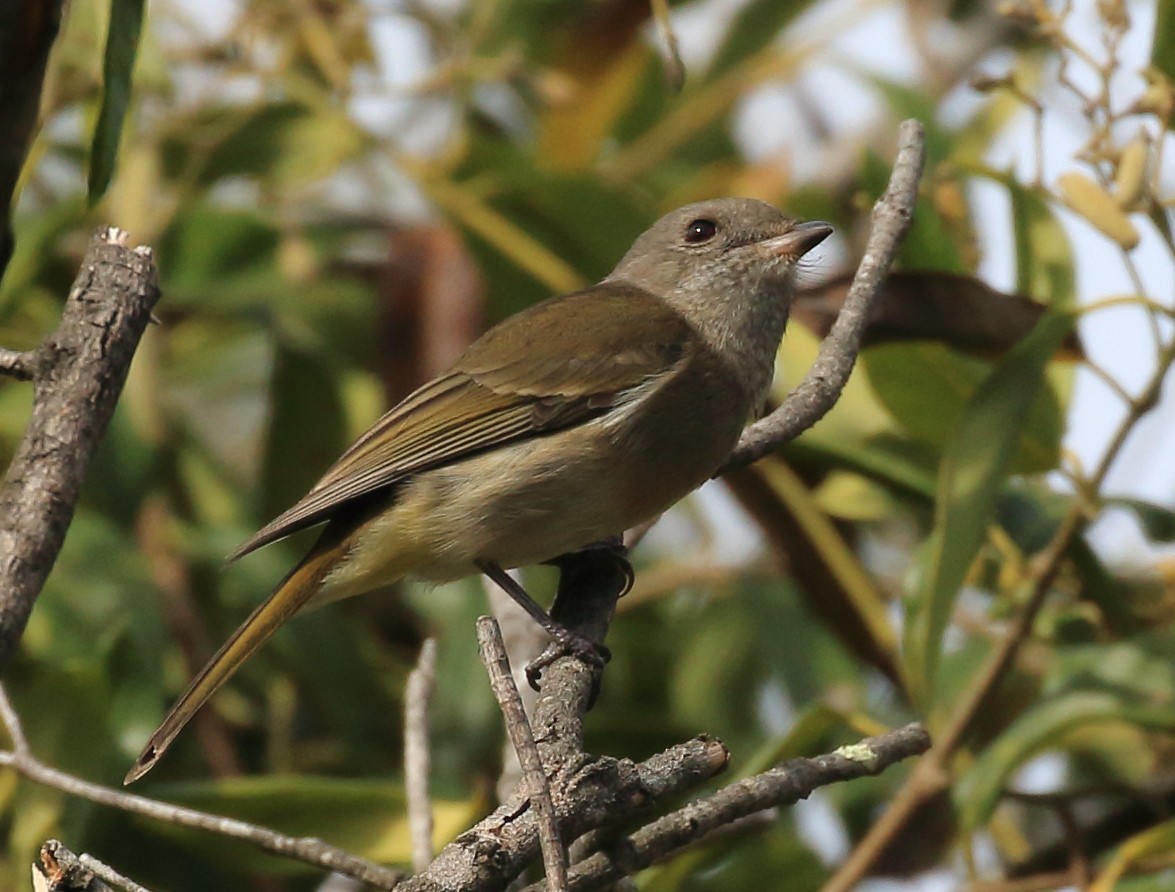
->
xmin=1106 ymin=496 xmax=1175 ymax=543
xmin=88 ymin=0 xmax=146 ymax=203
xmin=792 ymin=271 xmax=1084 ymax=358
xmin=902 ymin=313 xmax=1073 ymax=705
xmin=956 ymin=690 xmax=1175 ymax=830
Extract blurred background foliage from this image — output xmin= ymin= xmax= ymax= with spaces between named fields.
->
xmin=1 ymin=0 xmax=1175 ymax=889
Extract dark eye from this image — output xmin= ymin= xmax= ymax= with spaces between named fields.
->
xmin=684 ymin=219 xmax=718 ymax=244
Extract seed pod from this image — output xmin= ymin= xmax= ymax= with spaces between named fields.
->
xmin=1114 ymin=135 xmax=1149 ymax=210
xmin=1058 ymin=171 xmax=1140 ymax=249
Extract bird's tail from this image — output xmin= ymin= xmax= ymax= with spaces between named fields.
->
xmin=124 ymin=533 xmax=349 ymax=785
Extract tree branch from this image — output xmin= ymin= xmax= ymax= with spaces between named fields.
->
xmin=721 ymin=117 xmax=926 ymax=470
xmin=521 ymin=723 xmax=931 ymax=892
xmin=0 ymin=227 xmax=160 ymax=669
xmin=0 ymin=685 xmax=403 ymax=889
xmin=477 ymin=617 xmax=568 ymax=892
xmin=405 ymin=638 xmax=438 ymax=873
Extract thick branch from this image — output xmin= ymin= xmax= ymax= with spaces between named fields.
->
xmin=722 ymin=118 xmax=926 ymax=470
xmin=0 ymin=227 xmax=160 ymax=669
xmin=523 ymin=724 xmax=931 ymax=892
xmin=35 ymin=840 xmax=153 ymax=892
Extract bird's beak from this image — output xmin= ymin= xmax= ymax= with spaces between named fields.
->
xmin=758 ymin=221 xmax=834 ymax=259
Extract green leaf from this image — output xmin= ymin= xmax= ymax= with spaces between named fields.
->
xmin=956 ymin=690 xmax=1175 ymax=830
xmin=902 ymin=313 xmax=1073 ymax=705
xmin=261 ymin=342 xmax=348 ymax=522
xmin=863 ymin=342 xmax=1063 ymax=474
xmin=1106 ymin=496 xmax=1175 ymax=542
xmin=1153 ymin=0 xmax=1175 ymax=81
xmin=706 ymin=0 xmax=812 ymax=80
xmin=88 ymin=0 xmax=146 ymax=203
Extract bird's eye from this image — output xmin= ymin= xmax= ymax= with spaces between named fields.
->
xmin=684 ymin=219 xmax=718 ymax=244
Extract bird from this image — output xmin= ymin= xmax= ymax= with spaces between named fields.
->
xmin=125 ymin=197 xmax=832 ymax=784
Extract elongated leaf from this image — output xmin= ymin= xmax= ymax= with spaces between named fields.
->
xmin=864 ymin=341 xmax=1064 ymax=474
xmin=261 ymin=342 xmax=348 ymax=523
xmin=902 ymin=313 xmax=1073 ymax=704
xmin=1153 ymin=0 xmax=1175 ymax=81
xmin=956 ymin=690 xmax=1175 ymax=830
xmin=1090 ymin=817 xmax=1175 ymax=892
xmin=707 ymin=0 xmax=811 ymax=80
xmin=88 ymin=0 xmax=146 ymax=203
xmin=967 ymin=166 xmax=1075 ymax=306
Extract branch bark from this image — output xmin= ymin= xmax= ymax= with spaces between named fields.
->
xmin=721 ymin=117 xmax=926 ymax=471
xmin=522 ymin=724 xmax=931 ymax=892
xmin=0 ymin=227 xmax=160 ymax=669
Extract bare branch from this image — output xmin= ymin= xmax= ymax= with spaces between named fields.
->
xmin=405 ymin=638 xmax=438 ymax=873
xmin=0 ymin=686 xmax=402 ymax=889
xmin=477 ymin=616 xmax=569 ymax=892
xmin=0 ymin=228 xmax=161 ymax=669
xmin=522 ymin=724 xmax=932 ymax=892
xmin=722 ymin=118 xmax=927 ymax=470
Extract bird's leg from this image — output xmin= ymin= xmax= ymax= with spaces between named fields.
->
xmin=475 ymin=559 xmax=610 ymax=691
xmin=526 ymin=542 xmax=632 ymax=698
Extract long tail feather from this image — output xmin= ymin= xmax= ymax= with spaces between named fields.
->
xmin=125 ymin=535 xmax=348 ymax=784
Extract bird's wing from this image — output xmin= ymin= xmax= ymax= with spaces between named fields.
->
xmin=231 ymin=285 xmax=693 ymax=559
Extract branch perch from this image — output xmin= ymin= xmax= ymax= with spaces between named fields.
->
xmin=722 ymin=117 xmax=926 ymax=470
xmin=0 ymin=227 xmax=160 ymax=669
xmin=522 ymin=723 xmax=932 ymax=892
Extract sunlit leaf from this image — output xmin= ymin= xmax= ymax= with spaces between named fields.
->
xmin=902 ymin=313 xmax=1073 ymax=704
xmin=88 ymin=0 xmax=146 ymax=202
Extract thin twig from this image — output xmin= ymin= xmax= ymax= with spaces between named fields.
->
xmin=77 ymin=853 xmax=156 ymax=892
xmin=521 ymin=724 xmax=931 ymax=892
xmin=477 ymin=617 xmax=569 ymax=892
xmin=405 ymin=638 xmax=438 ymax=873
xmin=0 ymin=347 xmax=34 ymax=379
xmin=0 ymin=228 xmax=161 ymax=669
xmin=722 ymin=117 xmax=926 ymax=470
xmin=0 ymin=686 xmax=402 ymax=888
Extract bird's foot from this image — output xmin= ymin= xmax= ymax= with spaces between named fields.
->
xmin=525 ymin=629 xmax=611 ymax=692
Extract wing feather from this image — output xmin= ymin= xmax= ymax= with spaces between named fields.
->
xmin=231 ymin=284 xmax=694 ymax=560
